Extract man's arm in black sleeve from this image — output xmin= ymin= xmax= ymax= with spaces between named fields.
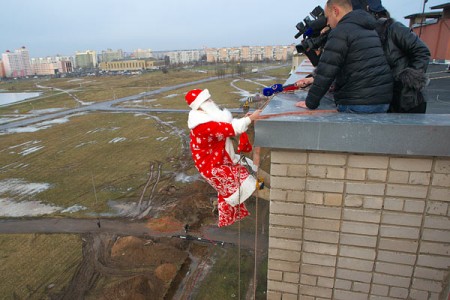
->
xmin=305 ymin=31 xmax=348 ymax=109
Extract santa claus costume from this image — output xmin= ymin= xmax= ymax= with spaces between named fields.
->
xmin=185 ymin=89 xmax=257 ymax=227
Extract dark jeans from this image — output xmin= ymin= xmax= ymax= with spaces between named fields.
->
xmin=337 ymin=104 xmax=390 ymax=114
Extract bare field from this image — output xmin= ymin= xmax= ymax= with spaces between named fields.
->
xmin=0 ymin=70 xmax=210 ymax=115
xmin=0 ymin=65 xmax=287 ymax=218
xmin=0 ymin=64 xmax=288 ymax=298
xmin=0 ymin=234 xmax=82 ymax=299
xmin=0 ymin=112 xmax=189 ymax=217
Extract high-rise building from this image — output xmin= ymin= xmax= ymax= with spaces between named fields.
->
xmin=165 ymin=49 xmax=204 ymax=64
xmin=0 ymin=60 xmax=5 ymax=78
xmin=132 ymin=49 xmax=153 ymax=59
xmin=75 ymin=50 xmax=97 ymax=69
xmin=30 ymin=56 xmax=74 ymax=76
xmin=1 ymin=46 xmax=33 ymax=78
xmin=100 ymin=49 xmax=124 ymax=62
xmin=205 ymin=45 xmax=294 ymax=63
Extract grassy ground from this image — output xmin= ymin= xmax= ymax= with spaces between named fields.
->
xmin=0 ymin=65 xmax=288 ymax=216
xmin=0 ymin=112 xmax=187 ymax=215
xmin=194 ymin=246 xmax=254 ymax=299
xmin=0 ymin=234 xmax=82 ymax=299
xmin=0 ymin=64 xmax=289 ymax=298
xmin=0 ymin=69 xmax=211 ymax=115
xmin=193 ymin=245 xmax=268 ymax=299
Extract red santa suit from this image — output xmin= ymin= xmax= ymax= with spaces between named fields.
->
xmin=185 ymin=89 xmax=256 ymax=227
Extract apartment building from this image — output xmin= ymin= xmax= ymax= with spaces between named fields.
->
xmin=30 ymin=56 xmax=74 ymax=76
xmin=1 ymin=47 xmax=33 ymax=78
xmin=0 ymin=60 xmax=5 ymax=78
xmin=132 ymin=48 xmax=153 ymax=59
xmin=165 ymin=49 xmax=204 ymax=64
xmin=98 ymin=59 xmax=164 ymax=72
xmin=206 ymin=45 xmax=294 ymax=63
xmin=75 ymin=50 xmax=97 ymax=69
xmin=100 ymin=49 xmax=124 ymax=63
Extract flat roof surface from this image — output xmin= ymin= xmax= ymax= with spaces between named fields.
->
xmin=254 ymin=63 xmax=450 ymax=157
xmin=404 ymin=12 xmax=442 ymax=19
xmin=430 ymin=2 xmax=450 ymax=9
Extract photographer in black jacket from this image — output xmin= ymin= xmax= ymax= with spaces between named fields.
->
xmin=296 ymin=0 xmax=393 ymax=113
xmin=367 ymin=0 xmax=431 ymax=113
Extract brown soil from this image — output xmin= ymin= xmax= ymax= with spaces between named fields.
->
xmin=53 ymin=181 xmax=220 ymax=300
xmin=148 ymin=180 xmax=217 ymax=230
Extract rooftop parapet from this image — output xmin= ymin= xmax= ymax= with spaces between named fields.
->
xmin=254 ymin=60 xmax=450 ymax=157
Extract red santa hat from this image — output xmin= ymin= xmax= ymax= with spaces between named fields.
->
xmin=185 ymin=89 xmax=211 ymax=110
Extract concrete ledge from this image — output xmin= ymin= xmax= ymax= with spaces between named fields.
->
xmin=255 ymin=91 xmax=450 ymax=157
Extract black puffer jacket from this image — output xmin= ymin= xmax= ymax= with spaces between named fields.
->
xmin=306 ymin=10 xmax=393 ymax=109
xmin=376 ymin=19 xmax=431 ymax=112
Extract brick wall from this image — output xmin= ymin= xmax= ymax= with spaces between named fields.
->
xmin=267 ymin=150 xmax=450 ymax=300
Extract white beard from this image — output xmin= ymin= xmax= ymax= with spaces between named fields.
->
xmin=200 ymin=100 xmax=233 ymax=123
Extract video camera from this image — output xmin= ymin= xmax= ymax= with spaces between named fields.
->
xmin=294 ymin=6 xmax=329 ymax=66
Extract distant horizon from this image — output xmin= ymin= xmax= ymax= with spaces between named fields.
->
xmin=2 ymin=0 xmax=447 ymax=58
xmin=2 ymin=43 xmax=296 ymax=59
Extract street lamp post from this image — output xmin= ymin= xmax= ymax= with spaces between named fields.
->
xmin=419 ymin=0 xmax=428 ymax=38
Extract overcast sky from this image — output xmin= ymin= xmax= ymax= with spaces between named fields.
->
xmin=1 ymin=0 xmax=446 ymax=57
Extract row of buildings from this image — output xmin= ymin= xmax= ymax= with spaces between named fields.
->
xmin=0 ymin=44 xmax=293 ymax=79
xmin=205 ymin=45 xmax=294 ymax=63
xmin=0 ymin=47 xmax=75 ymax=78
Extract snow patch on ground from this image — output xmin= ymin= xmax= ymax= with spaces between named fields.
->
xmin=0 ymin=178 xmax=51 ymax=197
xmin=75 ymin=141 xmax=97 ymax=148
xmin=254 ymin=76 xmax=277 ymax=82
xmin=103 ymin=200 xmax=139 ymax=217
xmin=0 ymin=178 xmax=60 ymax=217
xmin=121 ymin=99 xmax=157 ymax=108
xmin=87 ymin=127 xmax=120 ymax=134
xmin=1 ymin=113 xmax=86 ymax=135
xmin=156 ymin=136 xmax=169 ymax=142
xmin=61 ymin=204 xmax=87 ymax=213
xmin=9 ymin=140 xmax=40 ymax=149
xmin=20 ymin=145 xmax=44 ymax=156
xmin=7 ymin=140 xmax=44 ymax=156
xmin=164 ymin=94 xmax=178 ymax=98
xmin=0 ymin=178 xmax=92 ymax=216
xmin=0 ymin=162 xmax=29 ymax=172
xmin=0 ymin=198 xmax=61 ymax=217
xmin=174 ymin=173 xmax=200 ymax=183
xmin=109 ymin=137 xmax=126 ymax=143
xmin=229 ymin=78 xmax=268 ymax=102
xmin=30 ymin=108 xmax=65 ymax=115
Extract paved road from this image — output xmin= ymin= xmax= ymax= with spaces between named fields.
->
xmin=0 ymin=76 xmax=216 ymax=131
xmin=0 ymin=218 xmax=268 ymax=250
xmin=0 ymin=65 xmax=287 ymax=131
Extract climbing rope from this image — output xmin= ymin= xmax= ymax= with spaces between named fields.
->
xmin=235 ymin=148 xmax=264 ymax=300
xmin=237 ymin=155 xmax=242 ymax=300
xmin=253 ymin=147 xmax=261 ymax=299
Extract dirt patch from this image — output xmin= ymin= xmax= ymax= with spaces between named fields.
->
xmin=110 ymin=236 xmax=188 ymax=269
xmin=145 ymin=216 xmax=184 ymax=233
xmin=163 ymin=180 xmax=217 ymax=229
xmin=59 ymin=181 xmax=220 ymax=299
xmin=155 ymin=263 xmax=178 ymax=282
xmin=97 ymin=275 xmax=163 ymax=300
